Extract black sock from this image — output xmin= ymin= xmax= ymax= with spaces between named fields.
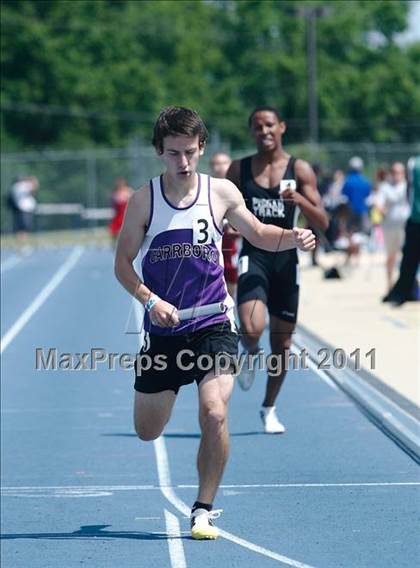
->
xmin=192 ymin=501 xmax=212 ymax=513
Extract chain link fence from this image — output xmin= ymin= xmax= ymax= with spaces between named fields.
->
xmin=1 ymin=141 xmax=419 ymax=233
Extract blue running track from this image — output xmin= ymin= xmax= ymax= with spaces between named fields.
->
xmin=1 ymin=247 xmax=419 ymax=568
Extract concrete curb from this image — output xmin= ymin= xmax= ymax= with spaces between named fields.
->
xmin=294 ymin=324 xmax=420 ymax=464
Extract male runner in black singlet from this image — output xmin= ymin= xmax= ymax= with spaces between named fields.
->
xmin=227 ymin=106 xmax=329 ymax=433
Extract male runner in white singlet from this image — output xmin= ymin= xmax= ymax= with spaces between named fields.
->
xmin=115 ymin=106 xmax=315 ymax=539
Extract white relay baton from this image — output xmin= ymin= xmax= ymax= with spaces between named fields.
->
xmin=178 ymin=302 xmax=227 ymax=321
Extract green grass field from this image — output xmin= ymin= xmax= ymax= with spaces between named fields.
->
xmin=1 ymin=227 xmax=111 ymax=249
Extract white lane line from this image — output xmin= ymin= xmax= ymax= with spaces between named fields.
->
xmin=2 ymin=481 xmax=419 ymax=494
xmin=180 ymin=482 xmax=420 ymax=488
xmin=293 ymin=336 xmax=420 ymax=428
xmin=217 ymin=527 xmax=314 ymax=568
xmin=0 ymin=246 xmax=84 ymax=354
xmin=133 ymin=298 xmax=308 ymax=567
xmin=2 ymin=490 xmax=113 ymax=498
xmin=164 ymin=510 xmax=187 ymax=568
xmin=153 ymin=437 xmax=190 ymax=515
xmin=132 ymin=301 xmax=187 ymax=565
xmin=293 ymin=340 xmax=420 ymax=459
xmin=2 ymin=406 xmax=131 ymax=413
xmin=1 ymin=485 xmax=158 ymax=491
xmin=2 ymin=481 xmax=419 ymax=500
xmin=133 ymin=300 xmax=315 ymax=566
xmin=290 ymin=345 xmax=338 ymax=391
xmin=153 ymin=436 xmax=316 ymax=568
xmin=1 ymin=255 xmax=23 ymax=273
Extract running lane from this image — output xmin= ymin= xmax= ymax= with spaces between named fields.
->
xmin=1 ymin=248 xmax=74 ymax=335
xmin=1 ymin=248 xmax=419 ymax=568
xmin=1 ymin=248 xmax=177 ymax=568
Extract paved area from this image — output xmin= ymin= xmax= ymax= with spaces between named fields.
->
xmin=299 ymin=249 xmax=419 ymax=406
xmin=1 ymin=245 xmax=419 ymax=568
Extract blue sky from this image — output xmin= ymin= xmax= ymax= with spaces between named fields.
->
xmin=399 ymin=0 xmax=420 ymax=44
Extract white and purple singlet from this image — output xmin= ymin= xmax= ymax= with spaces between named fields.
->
xmin=135 ymin=173 xmax=235 ymax=336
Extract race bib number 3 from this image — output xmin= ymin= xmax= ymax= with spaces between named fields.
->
xmin=193 ymin=217 xmax=212 ymax=245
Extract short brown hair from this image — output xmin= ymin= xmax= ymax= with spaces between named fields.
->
xmin=152 ymin=106 xmax=208 ymax=153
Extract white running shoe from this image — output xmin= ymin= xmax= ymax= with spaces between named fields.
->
xmin=190 ymin=508 xmax=222 ymax=540
xmin=237 ymin=348 xmax=263 ymax=391
xmin=260 ymin=406 xmax=285 ymax=434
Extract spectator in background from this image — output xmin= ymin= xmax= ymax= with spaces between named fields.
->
xmin=342 ymin=156 xmax=371 ymax=235
xmin=383 ymin=157 xmax=419 ymax=306
xmin=309 ymin=163 xmax=331 ymax=266
xmin=320 ymin=167 xmax=366 ymax=268
xmin=367 ymin=167 xmax=387 ymax=251
xmin=325 ymin=169 xmax=345 ymax=203
xmin=312 ymin=163 xmax=331 ymax=197
xmin=109 ymin=178 xmax=133 ymax=245
xmin=210 ymin=152 xmax=240 ymax=299
xmin=8 ymin=175 xmax=39 ymax=244
xmin=322 ymin=169 xmax=346 ymax=248
xmin=376 ymin=162 xmax=410 ymax=292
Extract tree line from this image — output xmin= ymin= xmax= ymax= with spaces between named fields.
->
xmin=1 ymin=0 xmax=419 ymax=151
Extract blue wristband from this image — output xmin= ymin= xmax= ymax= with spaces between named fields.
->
xmin=145 ymin=296 xmax=159 ymax=313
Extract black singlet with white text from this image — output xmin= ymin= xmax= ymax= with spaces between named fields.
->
xmin=239 ymin=155 xmax=300 ymax=271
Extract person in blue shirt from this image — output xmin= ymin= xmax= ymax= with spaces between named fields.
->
xmin=342 ymin=156 xmax=371 ymax=234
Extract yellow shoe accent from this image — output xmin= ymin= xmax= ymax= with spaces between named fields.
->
xmin=191 ymin=525 xmax=219 ymax=540
xmin=190 ymin=508 xmax=222 ymax=540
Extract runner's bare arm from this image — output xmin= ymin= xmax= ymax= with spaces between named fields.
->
xmin=282 ymin=159 xmax=329 ymax=231
xmin=114 ymin=186 xmax=180 ymax=326
xmin=222 ymin=161 xmax=241 ymax=236
xmin=217 ymin=180 xmax=316 ymax=252
xmin=114 ymin=186 xmax=153 ymax=304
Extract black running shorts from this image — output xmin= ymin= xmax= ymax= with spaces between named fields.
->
xmin=237 ymin=252 xmax=300 ymax=323
xmin=134 ymin=323 xmax=239 ymax=395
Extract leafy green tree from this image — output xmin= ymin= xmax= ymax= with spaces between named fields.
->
xmin=1 ymin=0 xmax=418 ymax=150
